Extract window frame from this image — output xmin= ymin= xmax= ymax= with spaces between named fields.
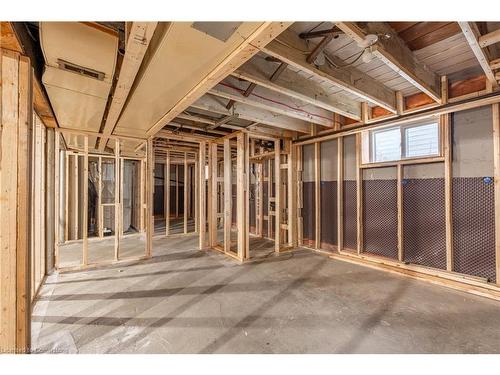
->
xmin=364 ymin=117 xmax=443 ymax=167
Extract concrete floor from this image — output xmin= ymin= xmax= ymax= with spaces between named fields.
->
xmin=58 ymin=233 xmax=147 ymax=268
xmin=32 ymin=234 xmax=500 ymax=353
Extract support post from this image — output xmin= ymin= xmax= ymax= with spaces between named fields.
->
xmin=267 ymin=159 xmax=272 ymax=238
xmin=184 ymin=152 xmax=188 ymax=234
xmin=397 ymin=163 xmax=403 ymax=262
xmin=288 ymin=141 xmax=297 ymax=247
xmin=337 ymin=137 xmax=344 ymax=252
xmin=166 ymin=151 xmax=170 ymax=236
xmin=492 ymin=103 xmax=500 ymax=285
xmin=209 ymin=142 xmax=218 ymax=247
xmin=64 ymin=153 xmax=69 ymax=241
xmin=356 ymin=133 xmax=363 ymax=254
xmin=245 ymin=134 xmax=250 ymax=258
xmin=224 ymin=139 xmax=232 ymax=253
xmin=164 ymin=161 xmax=168 ymax=233
xmin=443 ymin=114 xmax=453 ymax=271
xmin=98 ymin=157 xmax=103 ymax=237
xmin=114 ymin=139 xmax=120 ymax=261
xmin=175 ymin=164 xmax=179 ymax=218
xmin=54 ymin=132 xmax=60 ymax=267
xmin=314 ymin=141 xmax=321 ymax=249
xmin=83 ymin=136 xmax=89 ymax=265
xmin=238 ymin=133 xmax=248 ymax=259
xmin=139 ymin=158 xmax=145 ymax=232
xmin=275 ymin=139 xmax=281 ymax=252
xmin=297 ymin=145 xmax=303 ymax=246
xmin=0 ymin=50 xmax=32 ymax=353
xmin=199 ymin=142 xmax=207 ymax=249
xmin=73 ymin=154 xmax=78 ymax=240
xmin=194 ymin=151 xmax=199 ymax=234
xmin=146 ymin=138 xmax=154 ymax=257
xmin=257 ymin=160 xmax=263 ymax=237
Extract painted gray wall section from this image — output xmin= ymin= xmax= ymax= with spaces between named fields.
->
xmin=320 ymin=139 xmax=338 ymax=181
xmin=452 ymin=106 xmax=493 ymax=178
xmin=404 ymin=163 xmax=445 ymax=179
xmin=363 ymin=166 xmax=397 ymax=180
xmin=343 ymin=135 xmax=357 ymax=181
xmin=303 ymin=144 xmax=315 ymax=182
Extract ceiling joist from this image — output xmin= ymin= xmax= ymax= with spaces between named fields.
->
xmin=98 ymin=22 xmax=158 ymax=151
xmin=191 ymin=94 xmax=311 ymax=133
xmin=232 ymin=56 xmax=361 ymax=120
xmin=261 ymin=29 xmax=397 ymax=112
xmin=478 ymin=28 xmax=500 ymax=48
xmin=459 ymin=22 xmax=499 ymax=88
xmin=336 ymin=22 xmax=441 ymax=103
xmin=209 ymin=76 xmax=335 ymax=127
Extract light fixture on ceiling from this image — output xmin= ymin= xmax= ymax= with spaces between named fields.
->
xmin=356 ymin=33 xmax=378 ymax=48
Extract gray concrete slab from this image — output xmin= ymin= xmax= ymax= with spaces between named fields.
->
xmin=32 ymin=234 xmax=500 ymax=353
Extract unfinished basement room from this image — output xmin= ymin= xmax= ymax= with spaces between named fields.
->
xmin=2 ymin=4 xmax=500 ymax=365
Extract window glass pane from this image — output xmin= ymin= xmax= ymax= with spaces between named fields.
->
xmin=405 ymin=123 xmax=439 ymax=158
xmin=373 ymin=127 xmax=401 ymax=162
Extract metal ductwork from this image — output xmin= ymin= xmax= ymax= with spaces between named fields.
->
xmin=40 ymin=22 xmax=118 ymax=147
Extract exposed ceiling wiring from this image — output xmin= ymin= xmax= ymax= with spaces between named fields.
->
xmin=217 ymin=81 xmax=334 ymax=123
xmin=273 ymin=23 xmax=379 ymax=69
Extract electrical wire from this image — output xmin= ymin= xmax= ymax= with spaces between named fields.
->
xmin=324 ymin=48 xmax=366 ymax=69
xmin=218 ymin=81 xmax=334 ymax=123
xmin=273 ymin=23 xmax=378 ymax=69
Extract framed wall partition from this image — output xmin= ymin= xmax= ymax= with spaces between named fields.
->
xmin=296 ymin=102 xmax=500 ymax=300
xmin=54 ymin=129 xmax=149 ymax=271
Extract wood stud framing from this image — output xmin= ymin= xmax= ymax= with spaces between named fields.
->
xmin=356 ymin=134 xmax=363 ymax=255
xmin=337 ymin=137 xmax=344 ymax=251
xmin=493 ymin=103 xmax=500 ymax=286
xmin=198 ymin=142 xmax=207 ymax=249
xmin=314 ymin=142 xmax=321 ymax=249
xmin=5 ymin=21 xmax=500 ymax=351
xmin=0 ymin=50 xmax=32 ymax=352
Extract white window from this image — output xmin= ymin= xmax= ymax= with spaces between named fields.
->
xmin=367 ymin=120 xmax=440 ymax=164
xmin=404 ymin=123 xmax=439 ymax=158
xmin=372 ymin=127 xmax=401 ymax=162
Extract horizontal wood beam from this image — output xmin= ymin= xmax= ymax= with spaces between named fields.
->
xmin=294 ymin=91 xmax=500 ymax=146
xmin=209 ymin=76 xmax=335 ymax=127
xmin=459 ymin=22 xmax=499 ymax=88
xmin=491 ymin=58 xmax=500 ymax=71
xmin=156 ymin=129 xmax=217 ymax=143
xmin=168 ymin=120 xmax=228 ymax=135
xmin=336 ymin=22 xmax=441 ymax=103
xmin=232 ymin=55 xmax=361 ymax=119
xmin=208 ymin=114 xmax=238 ymax=130
xmin=479 ymin=28 xmax=500 ymax=48
xmin=191 ymin=94 xmax=310 ymax=133
xmin=98 ymin=22 xmax=158 ymax=151
xmin=261 ymin=29 xmax=397 ymax=112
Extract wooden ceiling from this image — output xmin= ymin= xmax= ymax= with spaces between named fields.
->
xmin=388 ymin=22 xmax=461 ymax=50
